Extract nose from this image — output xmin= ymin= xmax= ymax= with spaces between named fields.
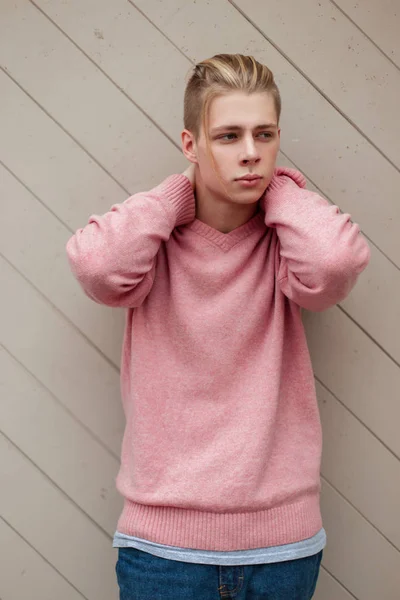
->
xmin=239 ymin=136 xmax=261 ymax=165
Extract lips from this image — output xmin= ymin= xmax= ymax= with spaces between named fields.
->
xmin=236 ymin=174 xmax=262 ymax=181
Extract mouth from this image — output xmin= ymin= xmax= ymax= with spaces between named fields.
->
xmin=235 ymin=174 xmax=262 ymax=181
xmin=234 ymin=175 xmax=263 ymax=188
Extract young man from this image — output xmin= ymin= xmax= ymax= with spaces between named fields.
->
xmin=67 ymin=54 xmax=370 ymax=599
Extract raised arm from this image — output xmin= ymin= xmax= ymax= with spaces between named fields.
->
xmin=66 ymin=174 xmax=195 ymax=307
xmin=261 ymin=166 xmax=371 ymax=312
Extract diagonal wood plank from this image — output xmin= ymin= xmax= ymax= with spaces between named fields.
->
xmin=0 ymin=256 xmax=124 ymax=457
xmin=0 ymin=518 xmax=86 ymax=600
xmin=0 ymin=0 xmax=187 ymax=192
xmin=0 ymin=165 xmax=124 ymax=367
xmin=321 ymin=479 xmax=400 ymax=599
xmin=333 ymin=0 xmax=400 ymax=68
xmin=0 ymin=434 xmax=119 ymax=600
xmin=0 ymin=69 xmax=126 ymax=230
xmin=317 ymin=381 xmax=400 ymax=549
xmin=229 ymin=0 xmax=400 ymax=167
xmin=0 ymin=346 xmax=122 ymax=535
xmin=304 ymin=306 xmax=400 ymax=458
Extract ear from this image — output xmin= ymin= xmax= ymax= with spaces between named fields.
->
xmin=181 ymin=129 xmax=199 ymax=164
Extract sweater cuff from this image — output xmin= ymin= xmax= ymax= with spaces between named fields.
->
xmin=159 ymin=174 xmax=196 ymax=227
xmin=267 ymin=166 xmax=307 ymax=196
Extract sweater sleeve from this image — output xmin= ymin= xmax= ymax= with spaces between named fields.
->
xmin=260 ymin=166 xmax=371 ymax=312
xmin=66 ymin=174 xmax=195 ymax=307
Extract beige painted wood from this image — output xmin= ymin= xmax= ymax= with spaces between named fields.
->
xmin=340 ymin=243 xmax=400 ymax=364
xmin=0 ymin=518 xmax=84 ymax=600
xmin=0 ymin=163 xmax=123 ymax=367
xmin=317 ymin=380 xmax=400 ymax=548
xmin=303 ymin=307 xmax=400 ymax=458
xmin=231 ymin=0 xmax=400 ymax=167
xmin=0 ymin=0 xmax=187 ymax=193
xmin=36 ymin=0 xmax=400 ymax=264
xmin=31 ymin=0 xmax=190 ymax=141
xmin=0 ymin=257 xmax=124 ymax=457
xmin=0 ymin=346 xmax=122 ymax=535
xmin=0 ymin=434 xmax=118 ymax=600
xmin=321 ymin=480 xmax=400 ymax=599
xmin=0 ymin=165 xmax=124 ymax=367
xmin=314 ymin=568 xmax=355 ymax=600
xmin=1 ymin=0 xmax=399 ymax=597
xmin=0 ymin=69 xmax=125 ymax=230
xmin=333 ymin=0 xmax=400 ymax=68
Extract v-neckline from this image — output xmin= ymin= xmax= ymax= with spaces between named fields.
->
xmin=184 ymin=210 xmax=266 ymax=252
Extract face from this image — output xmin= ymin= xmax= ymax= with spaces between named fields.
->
xmin=182 ymin=91 xmax=280 ymax=206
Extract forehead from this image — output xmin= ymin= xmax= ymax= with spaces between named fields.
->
xmin=207 ymin=91 xmax=277 ymax=130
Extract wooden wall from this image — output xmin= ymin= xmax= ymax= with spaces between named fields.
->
xmin=1 ymin=1 xmax=399 ymax=598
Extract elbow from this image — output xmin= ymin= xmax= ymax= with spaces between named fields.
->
xmin=311 ymin=242 xmax=371 ymax=311
xmin=325 ymin=234 xmax=371 ymax=290
xmin=66 ymin=237 xmax=153 ymax=307
xmin=66 ymin=233 xmax=91 ymax=276
xmin=77 ymin=272 xmax=153 ymax=308
xmin=283 ymin=236 xmax=371 ymax=313
xmin=66 ymin=235 xmax=116 ymax=305
xmin=68 ymin=267 xmax=135 ymax=307
xmin=332 ymin=227 xmax=371 ymax=281
xmin=66 ymin=235 xmax=97 ymax=285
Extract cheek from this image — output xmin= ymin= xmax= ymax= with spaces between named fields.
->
xmin=271 ymin=140 xmax=280 ymax=159
xmin=198 ymin=147 xmax=231 ymax=182
xmin=210 ymin=147 xmax=236 ymax=178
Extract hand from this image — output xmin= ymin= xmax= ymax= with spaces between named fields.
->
xmin=182 ymin=163 xmax=196 ymax=191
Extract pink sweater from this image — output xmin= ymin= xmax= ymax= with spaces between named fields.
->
xmin=66 ymin=166 xmax=370 ymax=551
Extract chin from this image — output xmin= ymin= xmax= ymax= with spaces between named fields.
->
xmin=231 ymin=195 xmax=262 ymax=206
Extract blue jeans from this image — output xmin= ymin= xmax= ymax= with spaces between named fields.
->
xmin=115 ymin=547 xmax=323 ymax=599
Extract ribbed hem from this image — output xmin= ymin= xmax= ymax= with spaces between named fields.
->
xmin=157 ymin=173 xmax=196 ymax=227
xmin=116 ymin=493 xmax=322 ymax=551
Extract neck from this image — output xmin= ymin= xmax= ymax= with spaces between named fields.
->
xmin=194 ymin=178 xmax=261 ymax=234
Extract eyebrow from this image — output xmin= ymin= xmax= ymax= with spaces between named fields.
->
xmin=210 ymin=123 xmax=278 ymax=133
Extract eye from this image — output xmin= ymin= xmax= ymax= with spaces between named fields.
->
xmin=219 ymin=133 xmax=237 ymax=141
xmin=218 ymin=132 xmax=273 ymax=141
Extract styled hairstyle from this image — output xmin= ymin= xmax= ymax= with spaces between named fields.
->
xmin=183 ymin=53 xmax=281 ymax=185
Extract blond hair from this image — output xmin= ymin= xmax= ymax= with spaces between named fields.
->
xmin=183 ymin=54 xmax=281 ymax=189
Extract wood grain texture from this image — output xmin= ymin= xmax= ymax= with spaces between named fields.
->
xmin=1 ymin=0 xmax=398 ymax=597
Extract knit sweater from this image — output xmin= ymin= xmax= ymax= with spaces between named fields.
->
xmin=66 ymin=166 xmax=370 ymax=552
